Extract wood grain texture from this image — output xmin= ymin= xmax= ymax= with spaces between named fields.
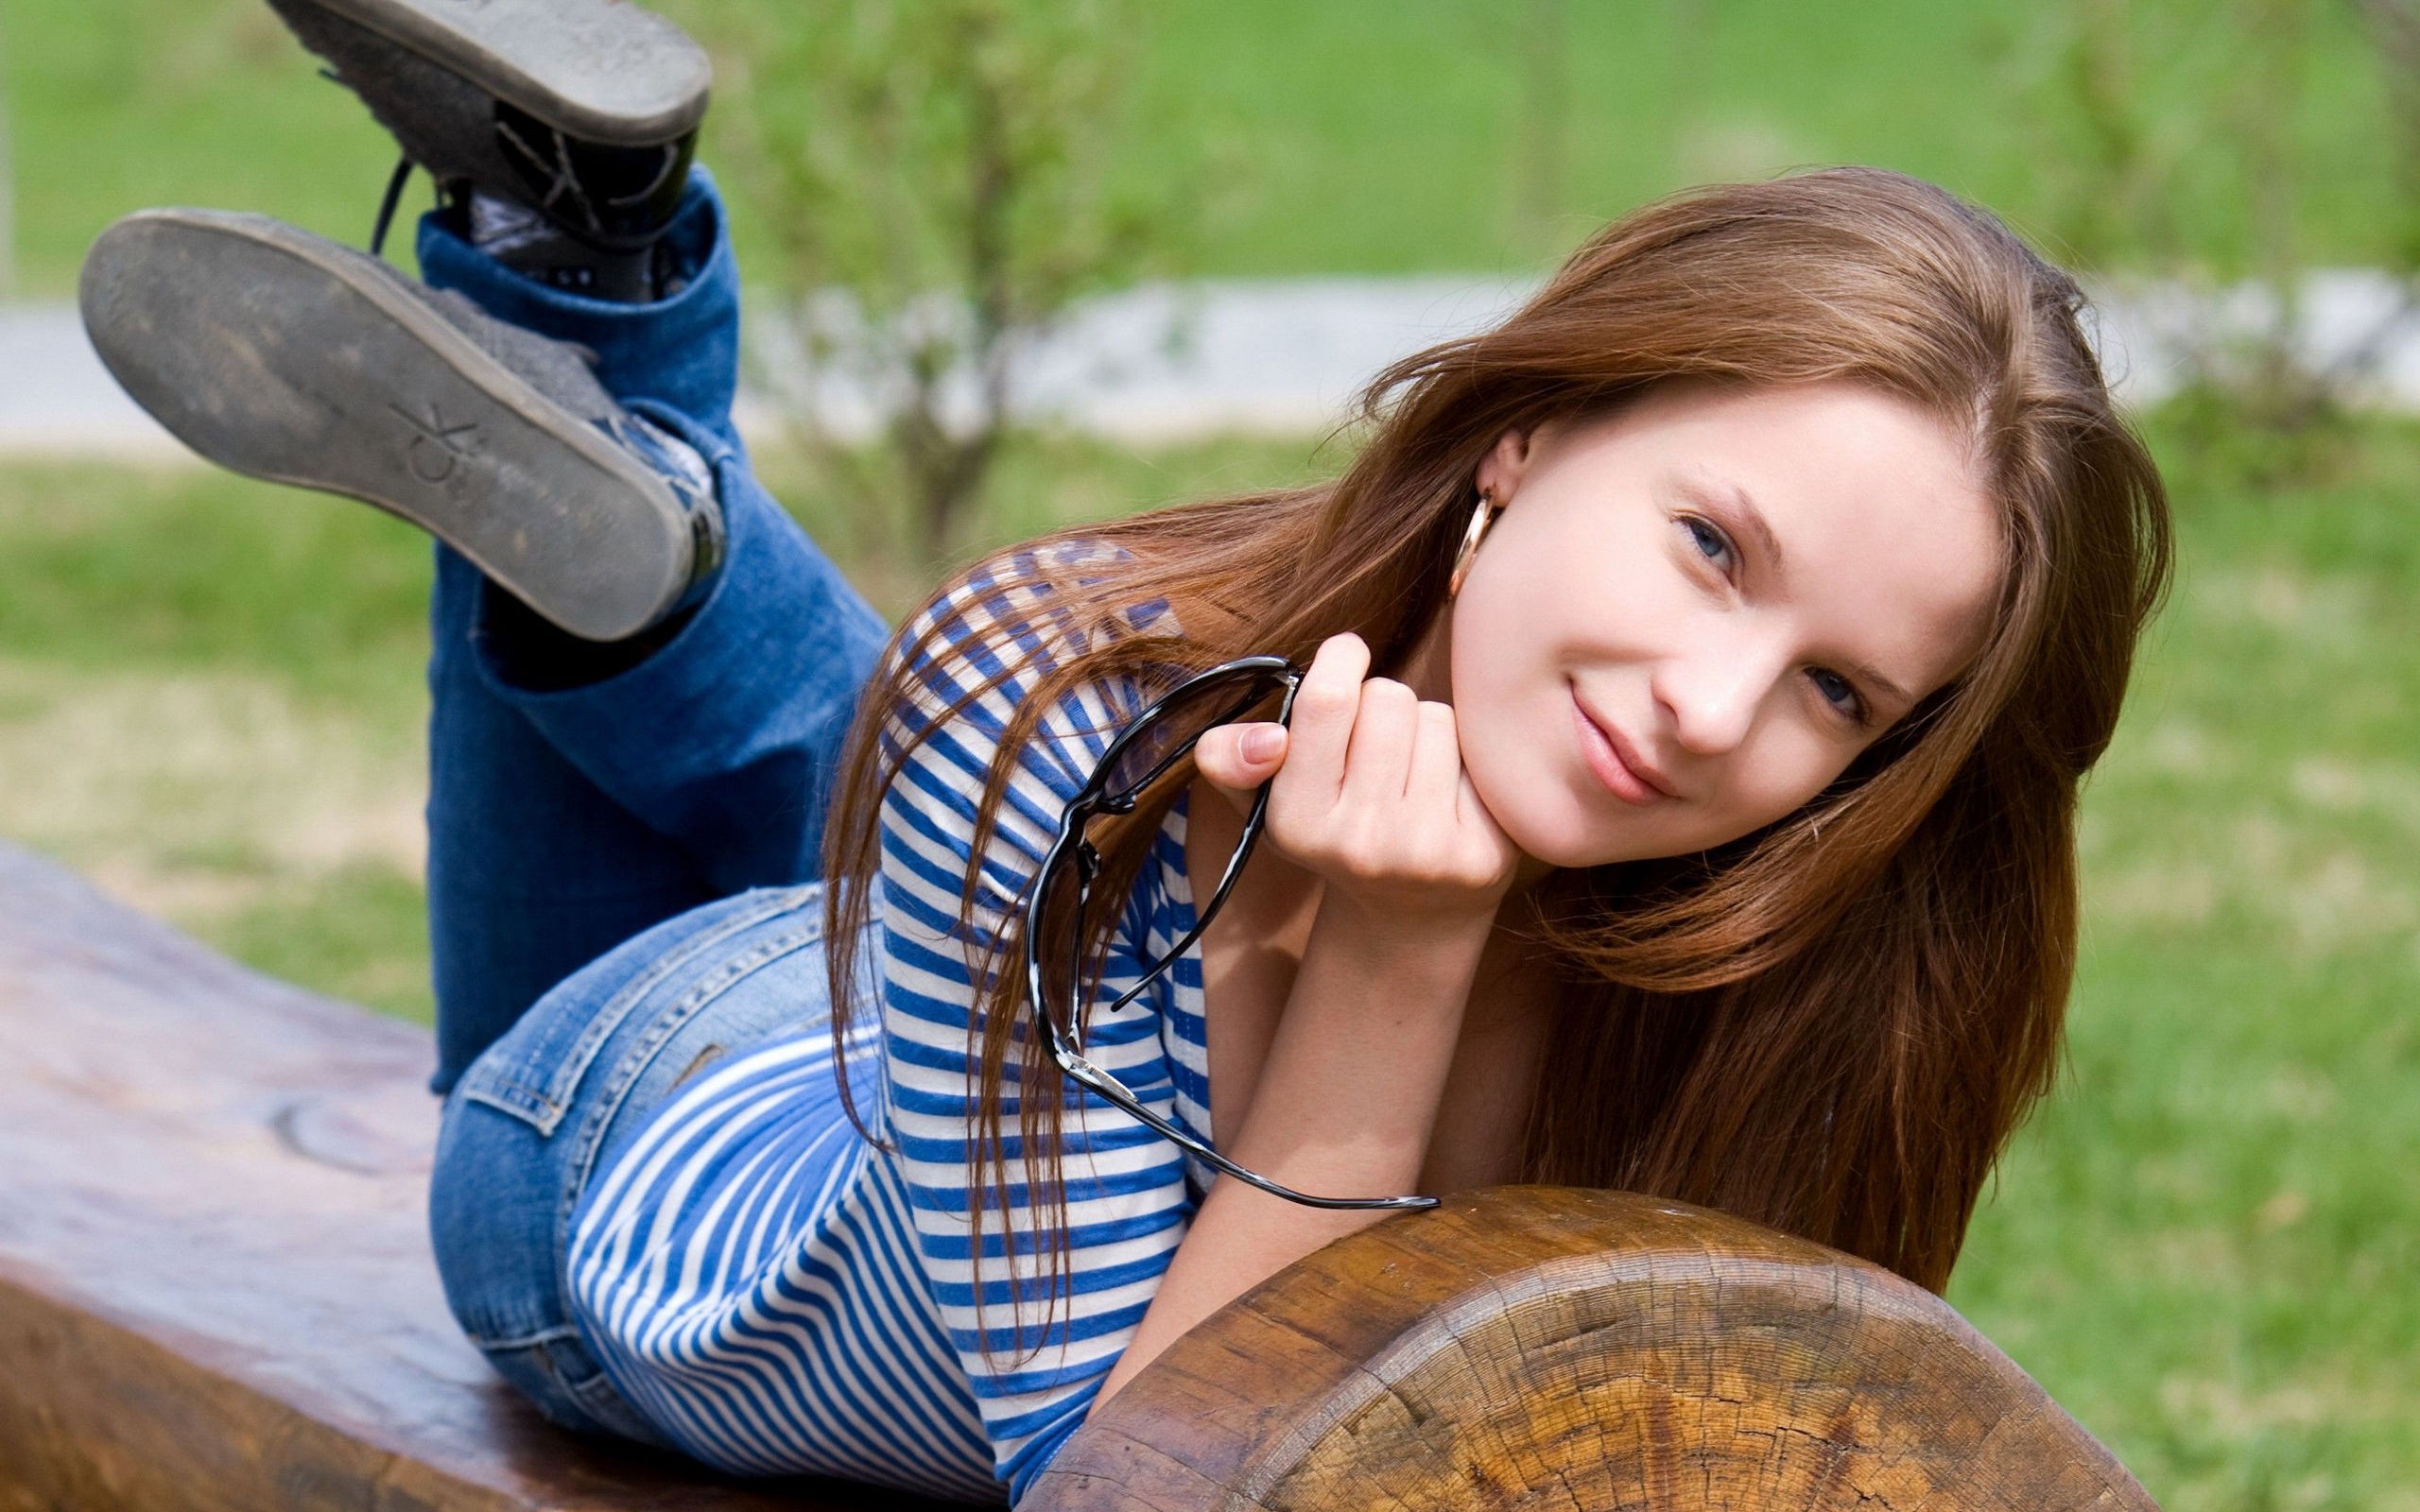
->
xmin=0 ymin=842 xmax=952 ymax=1512
xmin=0 ymin=836 xmax=2154 ymax=1511
xmin=1025 ymin=1187 xmax=2158 ymax=1512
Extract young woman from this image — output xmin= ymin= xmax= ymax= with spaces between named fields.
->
xmin=80 ymin=2 xmax=2170 ymax=1503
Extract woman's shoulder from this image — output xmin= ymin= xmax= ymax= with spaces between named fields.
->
xmin=899 ymin=535 xmax=1176 ymax=664
xmin=873 ymin=535 xmax=1193 ymax=939
xmin=885 ymin=534 xmax=1184 ymax=751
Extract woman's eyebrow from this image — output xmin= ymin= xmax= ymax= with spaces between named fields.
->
xmin=1850 ymin=660 xmax=1915 ymax=712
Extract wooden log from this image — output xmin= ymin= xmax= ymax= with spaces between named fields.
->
xmin=1025 ymin=1187 xmax=2156 ymax=1511
xmin=0 ymin=842 xmax=950 ymax=1512
xmin=0 ymin=835 xmax=2155 ymax=1510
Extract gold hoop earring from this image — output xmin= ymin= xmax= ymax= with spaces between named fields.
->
xmin=1448 ymin=490 xmax=1498 ymax=598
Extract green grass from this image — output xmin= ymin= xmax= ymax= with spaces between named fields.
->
xmin=0 ymin=434 xmax=1330 ymax=1022
xmin=2 ymin=0 xmax=2404 ymax=293
xmin=0 ymin=412 xmax=2412 ymax=1507
xmin=1944 ymin=413 xmax=2420 ymax=1510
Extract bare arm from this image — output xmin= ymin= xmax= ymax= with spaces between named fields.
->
xmin=1094 ymin=632 xmax=1516 ymax=1406
xmin=1095 ymin=898 xmax=1490 ymax=1401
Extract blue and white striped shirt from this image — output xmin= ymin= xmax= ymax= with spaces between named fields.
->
xmin=565 ymin=541 xmax=1214 ymax=1503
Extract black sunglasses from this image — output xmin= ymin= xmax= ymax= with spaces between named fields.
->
xmin=1021 ymin=655 xmax=1439 ymax=1213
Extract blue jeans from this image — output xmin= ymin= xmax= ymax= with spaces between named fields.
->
xmin=417 ymin=170 xmax=891 ymax=1441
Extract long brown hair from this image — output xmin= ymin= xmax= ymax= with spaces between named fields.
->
xmin=821 ymin=165 xmax=2171 ymax=1317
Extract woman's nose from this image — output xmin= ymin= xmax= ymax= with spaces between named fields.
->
xmin=1652 ymin=643 xmax=1776 ymax=757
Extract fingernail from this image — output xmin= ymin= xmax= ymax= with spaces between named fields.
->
xmin=1240 ymin=725 xmax=1284 ymax=764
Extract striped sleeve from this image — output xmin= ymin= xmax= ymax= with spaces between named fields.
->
xmin=873 ymin=545 xmax=1192 ymax=1499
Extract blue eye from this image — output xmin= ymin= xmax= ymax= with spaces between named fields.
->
xmin=1681 ymin=516 xmax=1734 ymax=569
xmin=1809 ymin=668 xmax=1863 ymax=720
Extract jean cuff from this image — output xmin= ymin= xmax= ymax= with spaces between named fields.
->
xmin=414 ymin=164 xmax=745 ymax=436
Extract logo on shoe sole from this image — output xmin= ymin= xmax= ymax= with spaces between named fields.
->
xmin=390 ymin=402 xmax=486 ymax=490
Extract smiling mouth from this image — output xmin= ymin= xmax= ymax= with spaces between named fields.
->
xmin=1570 ymin=690 xmax=1677 ymax=806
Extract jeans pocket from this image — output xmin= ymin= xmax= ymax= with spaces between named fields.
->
xmin=456 ymin=883 xmax=824 ymax=1137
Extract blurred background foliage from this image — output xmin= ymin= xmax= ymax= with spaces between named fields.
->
xmin=0 ymin=2 xmax=2415 ymax=1509
xmin=0 ymin=0 xmax=2413 ymax=285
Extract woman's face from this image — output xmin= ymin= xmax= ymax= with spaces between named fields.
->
xmin=1442 ymin=379 xmax=2002 ymax=870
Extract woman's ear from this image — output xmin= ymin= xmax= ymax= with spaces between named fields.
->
xmin=1476 ymin=426 xmax=1535 ymax=506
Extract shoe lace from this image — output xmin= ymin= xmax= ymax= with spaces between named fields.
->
xmin=370 ymin=155 xmax=415 ymax=259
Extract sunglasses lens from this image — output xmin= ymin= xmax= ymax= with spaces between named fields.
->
xmin=1100 ymin=669 xmax=1289 ymax=801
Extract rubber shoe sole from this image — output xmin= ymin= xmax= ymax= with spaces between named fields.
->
xmin=297 ymin=0 xmax=709 ymax=146
xmin=80 ymin=209 xmax=696 ymax=643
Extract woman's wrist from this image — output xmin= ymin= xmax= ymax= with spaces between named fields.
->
xmin=1218 ymin=894 xmax=1488 ymax=1175
xmin=1306 ymin=884 xmax=1501 ymax=964
xmin=1095 ymin=840 xmax=1497 ymax=1414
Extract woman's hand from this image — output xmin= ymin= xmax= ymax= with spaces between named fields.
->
xmin=1098 ymin=634 xmax=1520 ymax=1412
xmin=1194 ymin=632 xmax=1520 ymax=930
xmin=1102 ymin=633 xmax=1517 ymax=1410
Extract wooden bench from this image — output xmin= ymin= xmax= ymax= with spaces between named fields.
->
xmin=0 ymin=840 xmax=2156 ymax=1510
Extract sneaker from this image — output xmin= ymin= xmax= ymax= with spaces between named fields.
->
xmin=269 ymin=0 xmax=712 ymax=296
xmin=80 ymin=207 xmax=722 ymax=642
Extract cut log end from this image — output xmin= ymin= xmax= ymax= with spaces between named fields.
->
xmin=1027 ymin=1188 xmax=2157 ymax=1512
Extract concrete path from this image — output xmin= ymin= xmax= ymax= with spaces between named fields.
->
xmin=8 ymin=269 xmax=2418 ymax=458
xmin=0 ymin=303 xmax=191 ymax=459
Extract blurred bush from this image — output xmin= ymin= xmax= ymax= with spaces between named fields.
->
xmin=663 ymin=0 xmax=1205 ymax=559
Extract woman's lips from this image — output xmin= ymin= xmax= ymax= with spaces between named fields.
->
xmin=1571 ymin=691 xmax=1673 ymax=806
